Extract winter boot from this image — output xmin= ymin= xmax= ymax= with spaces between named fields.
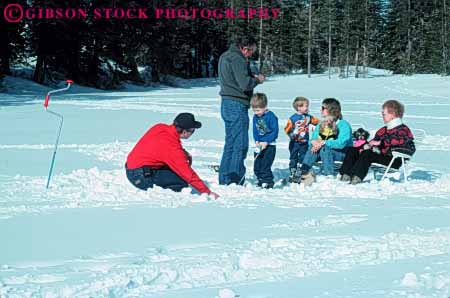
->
xmin=288 ymin=168 xmax=297 ymax=183
xmin=340 ymin=174 xmax=351 ymax=182
xmin=351 ymin=176 xmax=363 ymax=185
xmin=301 ymin=171 xmax=316 ymax=186
xmin=262 ymin=182 xmax=274 ymax=189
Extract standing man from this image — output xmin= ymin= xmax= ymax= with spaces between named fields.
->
xmin=126 ymin=113 xmax=219 ymax=199
xmin=218 ymin=36 xmax=265 ymax=185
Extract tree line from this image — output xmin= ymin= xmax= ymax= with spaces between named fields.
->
xmin=1 ymin=0 xmax=449 ymax=89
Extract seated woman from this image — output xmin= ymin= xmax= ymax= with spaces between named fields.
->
xmin=299 ymin=98 xmax=353 ymax=185
xmin=339 ymin=100 xmax=416 ymax=184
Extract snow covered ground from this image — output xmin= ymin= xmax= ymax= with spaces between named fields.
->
xmin=1 ymin=72 xmax=449 ymax=298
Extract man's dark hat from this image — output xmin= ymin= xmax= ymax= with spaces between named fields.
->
xmin=174 ymin=113 xmax=202 ymax=130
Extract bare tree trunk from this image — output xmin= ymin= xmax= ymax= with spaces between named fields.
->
xmin=308 ymin=0 xmax=313 ymax=78
xmin=265 ymin=45 xmax=270 ymax=74
xmin=270 ymin=51 xmax=274 ymax=74
xmin=87 ymin=40 xmax=101 ymax=85
xmin=279 ymin=8 xmax=284 ymax=73
xmin=341 ymin=57 xmax=346 ymax=78
xmin=345 ymin=41 xmax=350 ymax=78
xmin=258 ymin=0 xmax=263 ymax=72
xmin=295 ymin=6 xmax=303 ymax=72
xmin=443 ymin=0 xmax=448 ymax=75
xmin=228 ymin=0 xmax=234 ymax=39
xmin=337 ymin=51 xmax=341 ymax=77
xmin=280 ymin=45 xmax=283 ymax=68
xmin=337 ymin=49 xmax=344 ymax=78
xmin=33 ymin=54 xmax=45 ymax=84
xmin=328 ymin=0 xmax=332 ymax=79
xmin=406 ymin=0 xmax=412 ymax=74
xmin=362 ymin=46 xmax=367 ymax=78
xmin=355 ymin=38 xmax=360 ymax=78
xmin=345 ymin=3 xmax=350 ymax=78
xmin=203 ymin=43 xmax=209 ymax=78
xmin=363 ymin=0 xmax=368 ymax=78
xmin=247 ymin=0 xmax=250 ymax=31
xmin=151 ymin=58 xmax=160 ymax=83
xmin=192 ymin=47 xmax=198 ymax=77
xmin=197 ymin=43 xmax=202 ymax=77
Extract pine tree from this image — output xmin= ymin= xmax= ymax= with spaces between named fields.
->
xmin=0 ymin=0 xmax=27 ymax=81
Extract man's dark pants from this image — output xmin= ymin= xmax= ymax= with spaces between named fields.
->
xmin=126 ymin=165 xmax=188 ymax=192
xmin=339 ymin=148 xmax=402 ymax=180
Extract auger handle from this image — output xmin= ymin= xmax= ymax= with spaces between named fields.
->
xmin=44 ymin=80 xmax=74 ymax=108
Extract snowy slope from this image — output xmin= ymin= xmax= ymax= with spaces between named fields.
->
xmin=1 ymin=73 xmax=449 ymax=298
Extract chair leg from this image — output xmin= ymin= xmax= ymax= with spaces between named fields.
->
xmin=381 ymin=157 xmax=397 ymax=181
xmin=402 ymin=157 xmax=407 ymax=183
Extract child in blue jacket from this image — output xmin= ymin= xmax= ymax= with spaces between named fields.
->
xmin=251 ymin=93 xmax=279 ymax=188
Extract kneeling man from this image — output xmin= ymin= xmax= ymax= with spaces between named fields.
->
xmin=126 ymin=113 xmax=219 ymax=199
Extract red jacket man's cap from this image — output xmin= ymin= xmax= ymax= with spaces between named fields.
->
xmin=174 ymin=113 xmax=202 ymax=129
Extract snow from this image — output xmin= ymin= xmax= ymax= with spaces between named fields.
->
xmin=402 ymin=272 xmax=419 ymax=287
xmin=217 ymin=288 xmax=237 ymax=298
xmin=1 ymin=71 xmax=450 ymax=297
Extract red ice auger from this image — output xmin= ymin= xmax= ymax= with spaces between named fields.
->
xmin=44 ymin=80 xmax=74 ymax=189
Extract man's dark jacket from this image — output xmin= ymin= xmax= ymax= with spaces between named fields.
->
xmin=218 ymin=44 xmax=259 ymax=106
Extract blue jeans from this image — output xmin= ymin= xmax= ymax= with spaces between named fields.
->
xmin=289 ymin=141 xmax=308 ymax=169
xmin=126 ymin=166 xmax=188 ymax=192
xmin=300 ymin=145 xmax=348 ymax=176
xmin=254 ymin=145 xmax=276 ymax=184
xmin=219 ymin=98 xmax=249 ymax=185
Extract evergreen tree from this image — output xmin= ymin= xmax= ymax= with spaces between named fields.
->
xmin=5 ymin=0 xmax=450 ymax=90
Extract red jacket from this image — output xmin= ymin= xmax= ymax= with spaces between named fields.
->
xmin=126 ymin=124 xmax=211 ymax=194
xmin=373 ymin=124 xmax=416 ymax=156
